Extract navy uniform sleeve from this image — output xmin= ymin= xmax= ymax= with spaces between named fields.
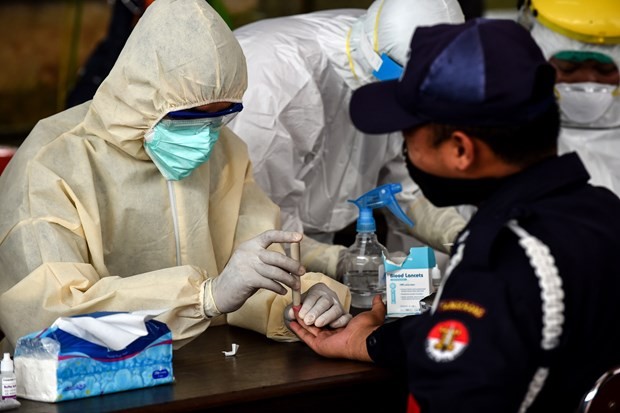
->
xmin=400 ymin=232 xmax=545 ymax=412
xmin=367 ymin=317 xmax=415 ymax=370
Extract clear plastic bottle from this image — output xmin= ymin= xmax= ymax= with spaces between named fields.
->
xmin=343 ymin=228 xmax=389 ymax=309
xmin=342 ymin=183 xmax=414 ymax=310
xmin=0 ymin=353 xmax=16 ymax=400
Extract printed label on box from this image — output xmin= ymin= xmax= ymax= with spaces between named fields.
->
xmin=387 ymin=268 xmax=432 ymax=317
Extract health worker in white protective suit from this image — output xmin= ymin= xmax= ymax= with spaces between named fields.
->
xmin=519 ymin=0 xmax=620 ymax=196
xmin=228 ymin=0 xmax=468 ymax=279
xmin=0 ymin=0 xmax=351 ymax=351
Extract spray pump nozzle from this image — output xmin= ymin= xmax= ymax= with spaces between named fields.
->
xmin=348 ymin=183 xmax=414 ymax=232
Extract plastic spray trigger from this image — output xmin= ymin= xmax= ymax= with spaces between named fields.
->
xmin=348 ymin=183 xmax=414 ymax=231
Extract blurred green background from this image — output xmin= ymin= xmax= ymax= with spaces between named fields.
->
xmin=0 ymin=0 xmax=517 ymax=146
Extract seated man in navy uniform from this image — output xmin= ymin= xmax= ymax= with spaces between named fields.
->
xmin=290 ymin=18 xmax=620 ymax=413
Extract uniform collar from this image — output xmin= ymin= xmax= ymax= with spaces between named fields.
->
xmin=480 ymin=153 xmax=588 ymax=214
xmin=457 ymin=153 xmax=590 ymax=268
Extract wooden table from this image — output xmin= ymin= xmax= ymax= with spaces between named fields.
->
xmin=17 ymin=325 xmax=408 ymax=412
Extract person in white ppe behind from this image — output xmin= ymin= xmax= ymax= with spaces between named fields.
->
xmin=519 ymin=0 xmax=620 ymax=196
xmin=0 ymin=0 xmax=351 ymax=351
xmin=228 ymin=0 xmax=468 ymax=278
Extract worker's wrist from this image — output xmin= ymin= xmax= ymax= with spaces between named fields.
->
xmin=201 ymin=278 xmax=222 ymax=318
xmin=330 ymin=245 xmax=348 ymax=281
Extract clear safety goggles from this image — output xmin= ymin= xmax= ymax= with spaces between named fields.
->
xmin=555 ymin=83 xmax=618 ymax=95
xmin=166 ymin=102 xmax=243 ymax=128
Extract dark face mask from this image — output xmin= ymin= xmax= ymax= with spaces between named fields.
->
xmin=404 ymin=151 xmax=507 ymax=207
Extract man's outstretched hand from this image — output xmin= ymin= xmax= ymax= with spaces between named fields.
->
xmin=289 ymin=295 xmax=386 ymax=362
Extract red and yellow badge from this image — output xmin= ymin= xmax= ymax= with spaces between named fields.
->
xmin=425 ymin=320 xmax=470 ymax=362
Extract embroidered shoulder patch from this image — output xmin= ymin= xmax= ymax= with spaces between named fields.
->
xmin=425 ymin=320 xmax=470 ymax=362
xmin=437 ymin=300 xmax=486 ymax=319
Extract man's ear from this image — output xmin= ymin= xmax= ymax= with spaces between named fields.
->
xmin=446 ymin=130 xmax=476 ymax=172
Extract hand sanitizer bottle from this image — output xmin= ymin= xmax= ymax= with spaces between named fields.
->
xmin=343 ymin=210 xmax=389 ymax=309
xmin=343 ymin=183 xmax=414 ymax=309
xmin=1 ymin=353 xmax=16 ymax=400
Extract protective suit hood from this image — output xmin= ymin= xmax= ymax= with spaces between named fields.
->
xmin=84 ymin=0 xmax=247 ymax=160
xmin=525 ymin=19 xmax=620 ymax=129
xmin=325 ymin=0 xmax=464 ymax=90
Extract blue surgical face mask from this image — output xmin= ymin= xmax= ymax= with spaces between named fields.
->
xmin=144 ymin=119 xmax=222 ymax=181
xmin=144 ymin=104 xmax=242 ymax=181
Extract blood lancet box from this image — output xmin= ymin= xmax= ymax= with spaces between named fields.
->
xmin=384 ymin=247 xmax=436 ymax=317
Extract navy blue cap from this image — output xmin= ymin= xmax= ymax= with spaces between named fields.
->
xmin=350 ymin=18 xmax=557 ymax=134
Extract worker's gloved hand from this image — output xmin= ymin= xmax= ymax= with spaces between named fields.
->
xmin=388 ymin=250 xmax=408 ymax=262
xmin=407 ymin=195 xmax=467 ymax=254
xmin=335 ymin=248 xmax=348 ymax=280
xmin=209 ymin=230 xmax=305 ymax=314
xmin=299 ymin=235 xmax=347 ymax=280
xmin=284 ymin=283 xmax=352 ymax=329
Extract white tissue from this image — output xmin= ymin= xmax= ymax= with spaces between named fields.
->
xmin=52 ymin=309 xmax=166 ymax=351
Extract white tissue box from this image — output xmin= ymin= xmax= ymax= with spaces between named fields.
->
xmin=14 ymin=311 xmax=174 ymax=402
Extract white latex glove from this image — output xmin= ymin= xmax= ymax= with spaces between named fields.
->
xmin=299 ymin=235 xmax=347 ymax=280
xmin=388 ymin=250 xmax=408 ymax=262
xmin=335 ymin=248 xmax=348 ymax=281
xmin=284 ymin=283 xmax=352 ymax=329
xmin=407 ymin=195 xmax=467 ymax=254
xmin=209 ymin=230 xmax=305 ymax=314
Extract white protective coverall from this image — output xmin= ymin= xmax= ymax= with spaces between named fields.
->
xmin=526 ymin=18 xmax=620 ymax=196
xmin=228 ymin=0 xmax=467 ymax=277
xmin=0 ymin=0 xmax=349 ymax=349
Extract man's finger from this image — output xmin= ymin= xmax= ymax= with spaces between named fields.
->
xmin=294 ymin=316 xmax=325 ymax=336
xmin=371 ymin=294 xmax=387 ymax=317
xmin=290 ymin=321 xmax=319 ymax=344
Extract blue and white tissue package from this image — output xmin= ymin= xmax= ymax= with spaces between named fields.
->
xmin=384 ymin=247 xmax=436 ymax=317
xmin=14 ymin=311 xmax=174 ymax=402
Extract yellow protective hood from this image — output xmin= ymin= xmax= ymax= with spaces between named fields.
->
xmin=85 ymin=0 xmax=247 ymax=160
